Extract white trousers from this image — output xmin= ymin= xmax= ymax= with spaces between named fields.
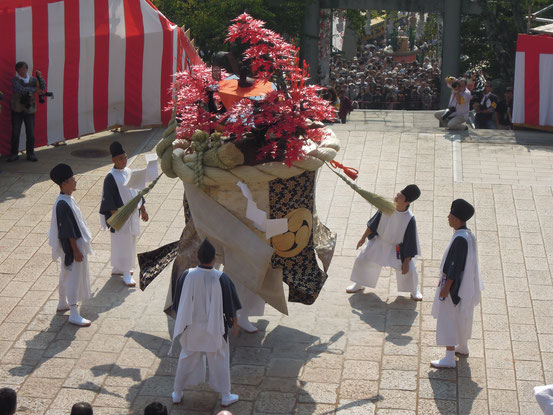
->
xmin=434 ymin=109 xmax=468 ymax=130
xmin=435 ymin=295 xmax=473 ymax=347
xmin=350 ymin=255 xmax=418 ymax=294
xmin=234 ymin=279 xmax=265 ymax=317
xmin=59 ymin=255 xmax=92 ymax=305
xmin=110 ymin=229 xmax=137 ymax=272
xmin=173 ymin=340 xmax=230 ymax=395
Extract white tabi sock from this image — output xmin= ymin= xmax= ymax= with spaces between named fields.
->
xmin=221 ymin=393 xmax=239 ymax=407
xmin=431 ymin=350 xmax=456 ymax=368
xmin=171 ymin=391 xmax=183 ymax=404
xmin=411 ymin=287 xmax=423 ymax=301
xmin=122 ymin=272 xmax=136 ymax=287
xmin=237 ymin=311 xmax=258 ymax=333
xmin=346 ymin=282 xmax=364 ymax=293
xmin=68 ymin=305 xmax=91 ymax=327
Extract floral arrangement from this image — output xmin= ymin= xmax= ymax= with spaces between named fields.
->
xmin=172 ymin=13 xmax=335 ymax=166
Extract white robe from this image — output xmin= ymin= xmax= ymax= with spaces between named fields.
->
xmin=535 ymin=385 xmax=553 ymax=415
xmin=101 ymin=167 xmax=141 ymax=272
xmin=432 ymin=228 xmax=484 ymax=347
xmin=48 ymin=194 xmax=92 ymax=304
xmin=350 ymin=209 xmax=420 ymax=293
xmin=172 ymin=267 xmax=230 ymax=395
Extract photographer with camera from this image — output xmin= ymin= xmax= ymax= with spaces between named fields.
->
xmin=7 ymin=61 xmax=46 ymax=162
xmin=434 ymin=77 xmax=471 ymax=131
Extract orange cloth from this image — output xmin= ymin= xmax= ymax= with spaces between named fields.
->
xmin=218 ymin=79 xmax=273 ymax=109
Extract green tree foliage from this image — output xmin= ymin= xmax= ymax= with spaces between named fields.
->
xmin=408 ymin=26 xmax=415 ymax=51
xmin=345 ymin=9 xmax=366 ymax=35
xmin=462 ymin=0 xmax=552 ymax=82
xmin=152 ymin=0 xmax=306 ymax=60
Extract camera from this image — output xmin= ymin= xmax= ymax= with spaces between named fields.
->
xmin=442 ymin=106 xmax=457 ymax=120
xmin=38 ymin=91 xmax=53 ymax=104
xmin=451 ymin=82 xmax=460 ymax=88
xmin=35 ymin=71 xmax=53 ymax=104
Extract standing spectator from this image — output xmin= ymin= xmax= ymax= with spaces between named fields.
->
xmin=144 ymin=402 xmax=167 ymax=415
xmin=338 ymin=89 xmax=353 ymax=124
xmin=0 ymin=388 xmax=17 ymax=415
xmin=474 ymin=82 xmax=498 ymax=129
xmin=434 ymin=77 xmax=471 ymax=131
xmin=496 ymin=87 xmax=513 ymax=130
xmin=71 ymin=402 xmax=93 ymax=415
xmin=7 ymin=61 xmax=46 ymax=162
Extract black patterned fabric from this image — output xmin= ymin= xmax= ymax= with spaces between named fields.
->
xmin=269 ymin=171 xmax=329 ymax=304
xmin=138 ymin=241 xmax=179 ymax=291
xmin=166 ymin=195 xmax=203 ymax=317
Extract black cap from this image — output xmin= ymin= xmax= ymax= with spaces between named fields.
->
xmin=110 ymin=141 xmax=125 ymax=157
xmin=401 ymin=184 xmax=421 ymax=203
xmin=50 ymin=163 xmax=73 ymax=185
xmin=450 ymin=199 xmax=475 ymax=222
xmin=197 ymin=238 xmax=216 ymax=264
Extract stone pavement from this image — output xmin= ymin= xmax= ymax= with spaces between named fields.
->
xmin=1 ymin=111 xmax=553 ymax=414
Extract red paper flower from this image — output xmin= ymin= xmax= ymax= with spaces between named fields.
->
xmin=170 ymin=13 xmax=335 ymax=166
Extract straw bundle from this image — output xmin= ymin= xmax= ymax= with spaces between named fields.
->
xmin=107 ymin=174 xmax=163 ymax=231
xmin=326 ymin=163 xmax=396 ymax=215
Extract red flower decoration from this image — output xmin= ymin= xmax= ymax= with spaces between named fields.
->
xmin=170 ymin=13 xmax=335 ymax=166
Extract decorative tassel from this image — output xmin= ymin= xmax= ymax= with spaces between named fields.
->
xmin=330 ymin=160 xmax=359 ymax=180
xmin=107 ymin=174 xmax=163 ymax=231
xmin=325 ymin=162 xmax=395 ymax=215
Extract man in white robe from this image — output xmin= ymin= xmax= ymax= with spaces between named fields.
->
xmin=99 ymin=141 xmax=148 ymax=287
xmin=48 ymin=163 xmax=92 ymax=327
xmin=171 ymin=239 xmax=241 ymax=408
xmin=431 ymin=199 xmax=484 ymax=368
xmin=346 ymin=184 xmax=423 ymax=301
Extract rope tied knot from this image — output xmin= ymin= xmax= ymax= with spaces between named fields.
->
xmin=330 ymin=160 xmax=358 ymax=180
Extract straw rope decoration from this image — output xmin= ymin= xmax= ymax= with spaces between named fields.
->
xmin=158 ymin=111 xmax=395 ymax=214
xmin=109 ymin=109 xmax=395 ymax=231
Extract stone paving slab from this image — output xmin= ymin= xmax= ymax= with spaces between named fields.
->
xmin=1 ymin=113 xmax=553 ymax=414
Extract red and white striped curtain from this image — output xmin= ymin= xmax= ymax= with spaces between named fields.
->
xmin=513 ymin=34 xmax=553 ymax=128
xmin=0 ymin=0 xmax=202 ymax=155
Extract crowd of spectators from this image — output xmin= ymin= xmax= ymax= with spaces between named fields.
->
xmin=0 ymin=387 xmax=234 ymax=415
xmin=327 ymin=40 xmax=442 ymax=111
xmin=325 ymin=39 xmax=514 ymax=130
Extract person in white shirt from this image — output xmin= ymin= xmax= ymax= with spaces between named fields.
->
xmin=48 ymin=164 xmax=92 ymax=327
xmin=171 ymin=239 xmax=241 ymax=408
xmin=346 ymin=184 xmax=423 ymax=301
xmin=99 ymin=141 xmax=149 ymax=287
xmin=434 ymin=77 xmax=471 ymax=131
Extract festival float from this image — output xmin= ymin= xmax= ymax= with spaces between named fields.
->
xmin=108 ymin=13 xmax=394 ymax=316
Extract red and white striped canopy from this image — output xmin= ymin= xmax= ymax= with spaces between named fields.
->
xmin=0 ymin=0 xmax=202 ymax=155
xmin=513 ymin=34 xmax=553 ymax=128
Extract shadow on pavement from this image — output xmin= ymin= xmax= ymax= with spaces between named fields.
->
xmin=348 ymin=292 xmax=418 ymax=346
xmin=9 ymin=275 xmax=133 ymax=378
xmin=426 ymin=358 xmax=483 ymax=414
xmin=80 ymin=325 xmax=347 ymax=414
xmin=0 ymin=128 xmax=159 ymax=203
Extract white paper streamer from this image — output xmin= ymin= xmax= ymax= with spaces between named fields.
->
xmin=237 ymin=181 xmax=288 ymax=239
